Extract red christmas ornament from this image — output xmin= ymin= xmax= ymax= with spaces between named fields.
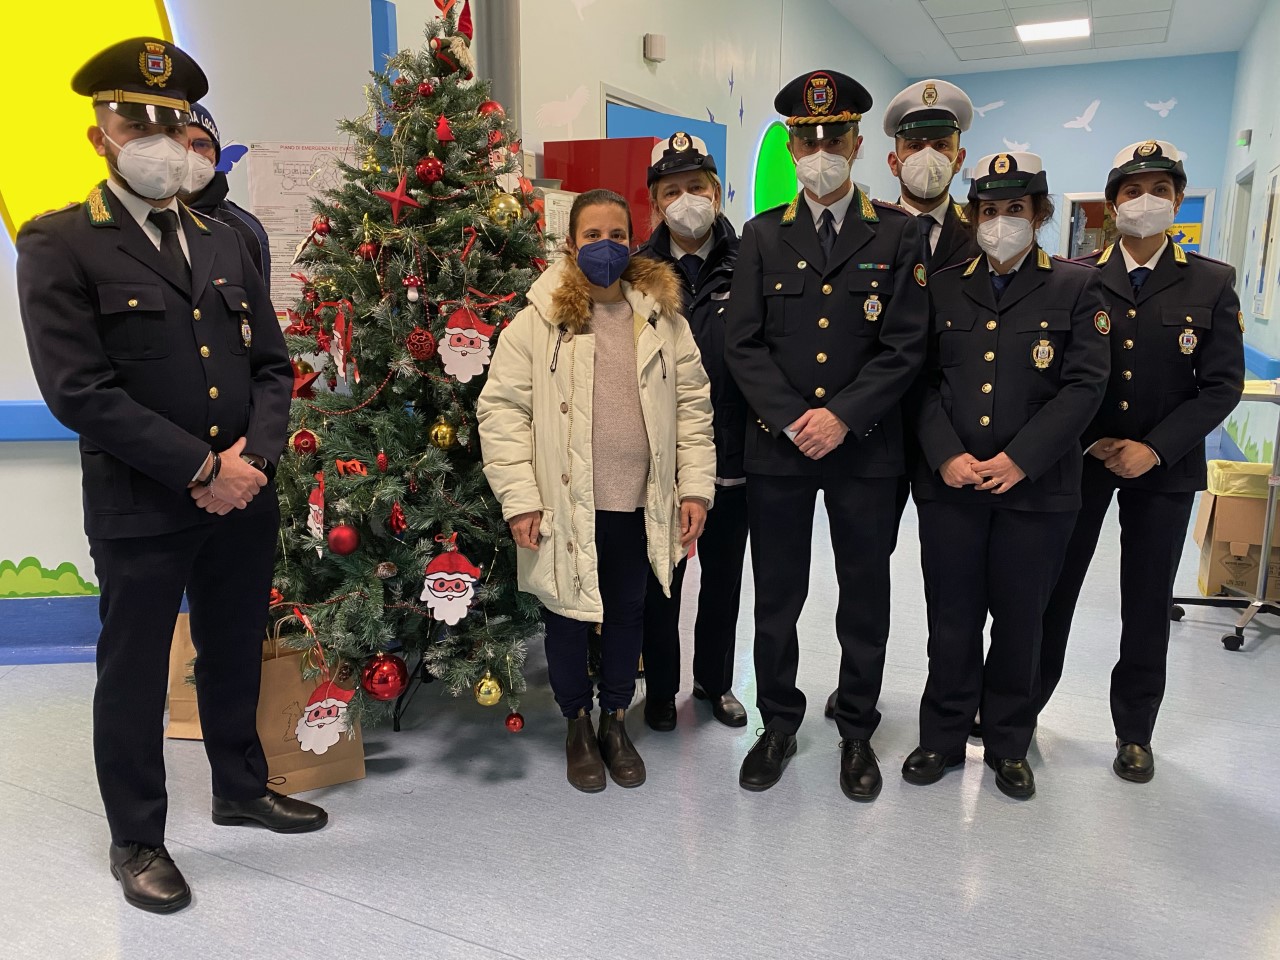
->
xmin=361 ymin=653 xmax=409 ymax=701
xmin=373 ymin=174 xmax=423 ymax=225
xmin=402 ymin=275 xmax=424 ymax=302
xmin=268 ymin=588 xmax=284 ymax=607
xmin=303 ymin=289 xmax=319 ymax=304
xmin=388 ymin=502 xmax=407 ymax=535
xmin=311 ymin=215 xmax=331 ymax=236
xmin=415 ymin=155 xmax=444 ymax=185
xmin=477 ymin=100 xmax=505 ymax=118
xmin=327 ymin=375 xmax=338 ymax=391
xmin=376 ymin=451 xmax=389 ymax=473
xmin=290 ymin=428 xmax=319 ymax=456
xmin=406 ymin=326 xmax=438 ymax=361
xmin=314 ymin=327 xmax=332 ymax=353
xmin=356 ymin=241 xmax=379 ymax=261
xmin=418 ymin=80 xmax=437 ymax=98
xmin=435 ymin=114 xmax=455 ymax=142
xmin=408 ymin=475 xmax=419 ymax=493
xmin=505 ymin=711 xmax=525 ymax=733
xmin=291 ymin=360 xmax=320 ymax=399
xmin=327 ymin=523 xmax=360 ymax=556
xmin=488 ymin=129 xmax=504 ymax=147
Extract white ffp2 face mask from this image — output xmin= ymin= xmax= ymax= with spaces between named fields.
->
xmin=899 ymin=147 xmax=956 ymax=200
xmin=795 ymin=150 xmax=852 ymax=198
xmin=1114 ymin=193 xmax=1176 ymax=239
xmin=102 ymin=130 xmax=192 ymax=200
xmin=976 ymin=215 xmax=1035 ymax=264
xmin=182 ymin=153 xmax=216 ymax=196
xmin=663 ymin=192 xmax=716 ymax=239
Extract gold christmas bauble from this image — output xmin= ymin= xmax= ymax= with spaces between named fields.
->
xmin=429 ymin=416 xmax=457 ymax=449
xmin=488 ymin=192 xmax=523 ymax=227
xmin=295 ymin=359 xmax=314 ymax=375
xmin=474 ymin=670 xmax=503 ymax=707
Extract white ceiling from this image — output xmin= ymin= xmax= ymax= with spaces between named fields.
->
xmin=827 ymin=0 xmax=1266 ymax=75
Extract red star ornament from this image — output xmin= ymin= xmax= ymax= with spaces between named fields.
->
xmin=372 ymin=174 xmax=423 ymax=224
xmin=292 ymin=359 xmax=320 ymax=399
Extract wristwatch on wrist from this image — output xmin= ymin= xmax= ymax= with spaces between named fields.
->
xmin=242 ymin=453 xmax=275 ymax=481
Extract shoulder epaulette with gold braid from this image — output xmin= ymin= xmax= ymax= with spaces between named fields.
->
xmin=84 ymin=183 xmax=114 ymax=227
xmin=780 ymin=193 xmax=802 ymax=225
xmin=952 ymin=201 xmax=968 ymax=224
xmin=860 ymin=190 xmax=880 ymax=223
xmin=1037 ymin=248 xmax=1052 ymax=271
xmin=1173 ymin=242 xmax=1187 ymax=264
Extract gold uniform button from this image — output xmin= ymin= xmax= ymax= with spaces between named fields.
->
xmin=1122 ymin=370 xmax=1133 ymax=381
xmin=945 ymin=320 xmax=952 ymax=328
xmin=208 ymin=387 xmax=219 ymax=399
xmin=1185 ymin=315 xmax=1193 ymax=322
xmin=1123 ymin=339 xmax=1134 ymax=350
xmin=1127 ymin=309 xmax=1137 ymax=319
xmin=870 ymin=280 xmax=880 ymax=289
xmin=815 ymin=387 xmax=827 ymax=399
xmin=797 ymin=260 xmax=807 ymax=269
xmin=986 ymin=320 xmax=998 ymax=330
xmin=822 ymin=283 xmax=833 ymax=295
xmin=127 ymin=298 xmax=139 ymax=308
xmin=193 ymin=308 xmax=202 ymax=320
xmin=816 ymin=352 xmax=828 ymax=363
xmin=981 ymin=383 xmax=993 ymax=394
xmin=774 ymin=282 xmax=783 ymax=290
xmin=1119 ymin=401 xmax=1130 ymax=411
xmin=818 ymin=318 xmax=829 ymax=329
xmin=209 ymin=425 xmax=219 ymax=438
xmin=241 ymin=301 xmax=249 ymax=310
xmin=1040 ymin=321 xmax=1049 ymax=329
xmin=984 ymin=351 xmax=995 ymax=361
xmin=200 ymin=346 xmax=210 ymax=358
xmin=979 ymin=416 xmax=991 ymax=427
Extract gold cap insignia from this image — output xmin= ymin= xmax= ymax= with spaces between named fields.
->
xmin=1136 ymin=140 xmax=1158 ymax=158
xmin=922 ymin=83 xmax=938 ymax=107
xmin=672 ymin=132 xmax=690 ymax=151
xmin=993 ymin=154 xmax=1011 ymax=175
xmin=139 ymin=42 xmax=172 ymax=88
xmin=804 ymin=74 xmax=835 ymax=116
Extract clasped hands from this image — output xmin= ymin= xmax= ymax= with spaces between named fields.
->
xmin=940 ymin=451 xmax=1026 ymax=494
xmin=1089 ymin=438 xmax=1159 ymax=479
xmin=187 ymin=437 xmax=267 ymax=515
xmin=787 ymin=408 xmax=849 ymax=460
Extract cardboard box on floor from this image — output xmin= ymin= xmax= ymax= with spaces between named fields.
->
xmin=1192 ymin=490 xmax=1280 ymax=600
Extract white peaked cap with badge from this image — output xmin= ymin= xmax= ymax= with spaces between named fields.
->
xmin=882 ymin=79 xmax=974 ymax=138
xmin=1112 ymin=139 xmax=1181 ymax=168
xmin=969 ymin=151 xmax=1048 ymax=201
xmin=1106 ymin=139 xmax=1186 ymax=200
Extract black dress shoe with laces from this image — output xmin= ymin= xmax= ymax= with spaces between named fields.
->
xmin=692 ymin=684 xmax=748 ymax=727
xmin=212 ymin=789 xmax=328 ymax=832
xmin=1114 ymin=741 xmax=1155 ymax=783
xmin=840 ymin=739 xmax=882 ymax=802
xmin=902 ymin=746 xmax=965 ymax=785
xmin=644 ymin=698 xmax=677 ymax=732
xmin=824 ymin=689 xmax=838 ymax=719
xmin=739 ymin=729 xmax=798 ymax=791
xmin=109 ymin=843 xmax=191 ymax=913
xmin=985 ymin=755 xmax=1035 ymax=799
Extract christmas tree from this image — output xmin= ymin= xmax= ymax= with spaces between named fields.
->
xmin=272 ymin=2 xmax=545 ymax=730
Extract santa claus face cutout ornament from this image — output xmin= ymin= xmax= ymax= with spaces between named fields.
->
xmin=420 ymin=536 xmax=482 ymax=625
xmin=440 ymin=307 xmax=495 ymax=383
xmin=295 ymin=679 xmax=354 ymax=755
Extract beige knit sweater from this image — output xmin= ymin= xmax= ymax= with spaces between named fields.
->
xmin=590 ymin=298 xmax=650 ymax=511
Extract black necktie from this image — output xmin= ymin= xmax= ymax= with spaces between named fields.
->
xmin=918 ymin=213 xmax=934 ymax=267
xmin=148 ymin=208 xmax=190 ymax=288
xmin=1129 ymin=266 xmax=1153 ymax=295
xmin=818 ymin=209 xmax=837 ymax=261
xmin=991 ymin=270 xmax=1016 ymax=302
xmin=678 ymin=253 xmax=702 ymax=290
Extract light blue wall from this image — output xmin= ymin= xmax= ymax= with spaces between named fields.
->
xmin=928 ymin=53 xmax=1238 ymax=217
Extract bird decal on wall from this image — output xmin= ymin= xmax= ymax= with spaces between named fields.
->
xmin=215 ymin=144 xmax=250 ymax=175
xmin=1064 ymin=99 xmax=1101 ymax=132
xmin=535 ymin=85 xmax=589 ymax=136
xmin=1145 ymin=98 xmax=1177 ymax=118
xmin=1002 ymin=138 xmax=1030 ymax=152
xmin=974 ymin=100 xmax=1006 ymax=118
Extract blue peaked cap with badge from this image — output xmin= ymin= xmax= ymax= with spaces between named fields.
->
xmin=648 ymin=131 xmax=717 ymax=187
xmin=774 ymin=70 xmax=872 ymax=140
xmin=72 ymin=36 xmax=208 ymax=127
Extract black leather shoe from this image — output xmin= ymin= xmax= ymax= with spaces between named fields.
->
xmin=692 ymin=684 xmax=748 ymax=727
xmin=985 ymin=755 xmax=1035 ymax=799
xmin=109 ymin=843 xmax=191 ymax=914
xmin=839 ymin=739 xmax=882 ymax=801
xmin=824 ymin=689 xmax=838 ymax=719
xmin=1114 ymin=741 xmax=1155 ymax=783
xmin=644 ymin=698 xmax=677 ymax=732
xmin=902 ymin=746 xmax=965 ymax=785
xmin=739 ymin=729 xmax=798 ymax=791
xmin=212 ymin=789 xmax=328 ymax=833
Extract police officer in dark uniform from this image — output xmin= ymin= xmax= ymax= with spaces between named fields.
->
xmin=904 ymin=152 xmax=1110 ymax=799
xmin=16 ymin=38 xmax=324 ymax=914
xmin=726 ymin=70 xmax=929 ymax=801
xmin=636 ymin=133 xmax=749 ymax=730
xmin=1037 ymin=141 xmax=1244 ymax=783
xmin=822 ymin=78 xmax=981 ymax=721
xmin=182 ymin=102 xmax=273 ymax=290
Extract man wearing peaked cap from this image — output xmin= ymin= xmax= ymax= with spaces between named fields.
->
xmin=16 ymin=37 xmax=322 ymax=915
xmin=1037 ymin=139 xmax=1244 ymax=784
xmin=725 ymin=69 xmax=929 ymax=802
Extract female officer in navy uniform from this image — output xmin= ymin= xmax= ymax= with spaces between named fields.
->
xmin=635 ymin=133 xmax=748 ymax=731
xmin=904 ymin=153 xmax=1110 ymax=799
xmin=1037 ymin=141 xmax=1244 ymax=783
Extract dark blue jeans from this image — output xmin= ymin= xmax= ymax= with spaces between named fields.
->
xmin=544 ymin=509 xmax=649 ymax=717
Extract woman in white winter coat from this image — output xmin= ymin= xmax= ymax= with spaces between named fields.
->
xmin=478 ymin=189 xmax=716 ymax=793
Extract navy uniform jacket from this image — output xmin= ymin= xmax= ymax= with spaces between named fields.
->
xmin=725 ymin=189 xmax=929 ymax=478
xmin=635 ymin=215 xmax=745 ymax=479
xmin=922 ymin=199 xmax=980 ymax=274
xmin=189 ymin=172 xmax=273 ymax=293
xmin=914 ymin=247 xmax=1111 ymax=511
xmin=1079 ymin=241 xmax=1244 ymax=492
xmin=16 ymin=181 xmax=291 ymax=540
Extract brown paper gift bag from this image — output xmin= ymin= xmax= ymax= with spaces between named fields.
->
xmin=165 ymin=614 xmax=203 ymax=740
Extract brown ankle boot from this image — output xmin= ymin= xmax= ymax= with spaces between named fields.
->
xmin=565 ymin=710 xmax=606 ymax=793
xmin=598 ymin=709 xmax=646 ymax=787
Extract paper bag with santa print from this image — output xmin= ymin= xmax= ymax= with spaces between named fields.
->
xmin=257 ymin=638 xmax=365 ymax=796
